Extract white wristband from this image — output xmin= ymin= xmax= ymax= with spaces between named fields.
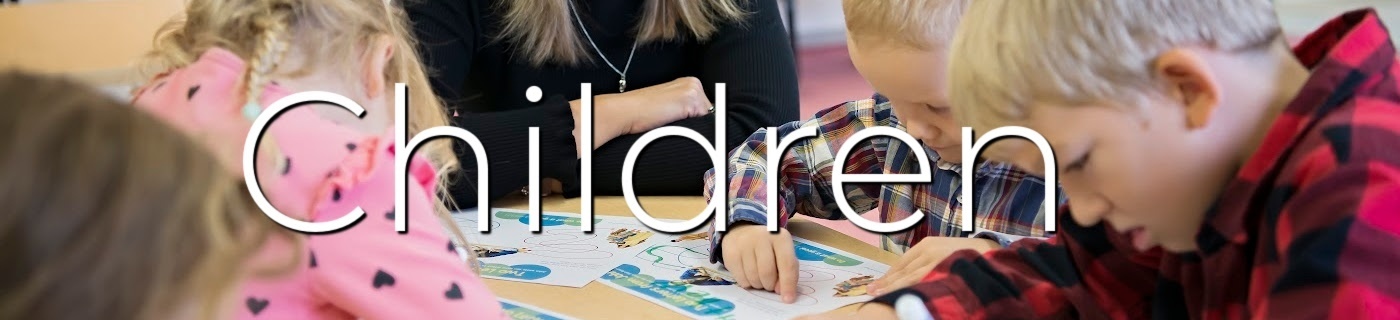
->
xmin=895 ymin=293 xmax=935 ymax=320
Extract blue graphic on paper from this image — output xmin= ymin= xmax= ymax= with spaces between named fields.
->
xmin=602 ymin=264 xmax=736 ymax=317
xmin=499 ymin=300 xmax=568 ymax=320
xmin=479 ymin=262 xmax=551 ymax=280
xmin=794 ymin=241 xmax=863 ymax=266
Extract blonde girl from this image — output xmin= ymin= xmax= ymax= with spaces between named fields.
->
xmin=131 ymin=0 xmax=503 ymax=318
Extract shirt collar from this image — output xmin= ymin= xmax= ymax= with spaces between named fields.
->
xmin=1267 ymin=9 xmax=1394 ymax=151
xmin=1207 ymin=9 xmax=1396 ymax=244
xmin=931 ymin=149 xmax=996 ymax=178
xmin=936 ymin=159 xmax=962 ymax=173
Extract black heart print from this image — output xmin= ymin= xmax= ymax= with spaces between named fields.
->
xmin=445 ymin=283 xmax=463 ymax=300
xmin=186 ymin=85 xmax=201 ymax=100
xmin=246 ymin=297 xmax=269 ymax=315
xmin=373 ymin=270 xmax=396 ymax=289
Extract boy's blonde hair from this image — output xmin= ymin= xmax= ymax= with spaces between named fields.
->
xmin=842 ymin=0 xmax=968 ymax=50
xmin=949 ymin=0 xmax=1282 ymax=132
xmin=144 ymin=0 xmax=476 ymax=265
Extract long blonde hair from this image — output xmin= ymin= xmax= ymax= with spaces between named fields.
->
xmin=144 ymin=0 xmax=477 ymax=265
xmin=0 ymin=71 xmax=288 ymax=319
xmin=497 ymin=0 xmax=749 ymax=66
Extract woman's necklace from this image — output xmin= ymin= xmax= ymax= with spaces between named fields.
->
xmin=567 ymin=0 xmax=639 ymax=93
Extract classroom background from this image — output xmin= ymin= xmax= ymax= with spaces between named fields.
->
xmin=3 ymin=0 xmax=1398 ymax=246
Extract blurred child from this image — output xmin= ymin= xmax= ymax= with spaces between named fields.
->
xmin=818 ymin=1 xmax=1400 ymax=319
xmin=0 ymin=71 xmax=286 ymax=319
xmin=707 ymin=0 xmax=1064 ymax=302
xmin=131 ymin=0 xmax=504 ymax=318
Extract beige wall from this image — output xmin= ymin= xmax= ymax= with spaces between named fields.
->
xmin=1276 ymin=0 xmax=1400 ymax=38
xmin=0 ymin=0 xmax=184 ymax=98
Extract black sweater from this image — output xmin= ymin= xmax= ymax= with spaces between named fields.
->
xmin=406 ymin=0 xmax=799 ymax=207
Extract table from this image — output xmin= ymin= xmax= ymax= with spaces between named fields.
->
xmin=483 ymin=195 xmax=898 ymax=319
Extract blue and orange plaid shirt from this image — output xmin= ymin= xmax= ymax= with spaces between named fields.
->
xmin=872 ymin=9 xmax=1400 ymax=319
xmin=704 ymin=95 xmax=1064 ymax=262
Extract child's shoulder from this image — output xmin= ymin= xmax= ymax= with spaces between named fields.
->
xmin=775 ymin=97 xmax=898 ymax=140
xmin=1285 ymin=64 xmax=1400 ymax=186
xmin=132 ymin=48 xmax=256 ymax=132
xmin=1311 ymin=94 xmax=1400 ymax=162
xmin=1264 ymin=12 xmax=1400 ymax=192
xmin=279 ymin=129 xmax=439 ymax=223
xmin=1285 ymin=9 xmax=1400 ymax=179
xmin=1287 ymin=97 xmax=1400 ymax=197
xmin=977 ymin=161 xmax=1047 ymax=185
xmin=812 ymin=97 xmax=891 ymax=122
xmin=1262 ymin=60 xmax=1400 ymax=240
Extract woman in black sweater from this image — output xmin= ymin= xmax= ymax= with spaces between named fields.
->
xmin=407 ymin=0 xmax=799 ymax=207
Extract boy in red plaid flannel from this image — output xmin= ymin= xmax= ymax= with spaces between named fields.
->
xmin=804 ymin=0 xmax=1400 ymax=319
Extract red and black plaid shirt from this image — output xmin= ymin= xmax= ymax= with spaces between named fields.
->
xmin=872 ymin=9 xmax=1400 ymax=319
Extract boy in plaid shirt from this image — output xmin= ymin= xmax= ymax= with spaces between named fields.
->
xmin=705 ymin=0 xmax=1064 ymax=303
xmin=806 ymin=1 xmax=1400 ymax=319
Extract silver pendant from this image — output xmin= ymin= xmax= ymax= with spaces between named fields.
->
xmin=619 ymin=78 xmax=627 ymax=93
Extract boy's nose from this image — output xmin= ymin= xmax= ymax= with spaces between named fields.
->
xmin=902 ymin=123 xmax=926 ymax=137
xmin=1063 ymin=183 xmax=1110 ymax=227
xmin=914 ymin=128 xmax=945 ymax=148
xmin=921 ymin=126 xmax=943 ymax=142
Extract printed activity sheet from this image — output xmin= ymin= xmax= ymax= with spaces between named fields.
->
xmin=599 ymin=235 xmax=889 ymax=319
xmin=497 ymin=298 xmax=577 ymax=320
xmin=452 ymin=209 xmax=668 ymax=287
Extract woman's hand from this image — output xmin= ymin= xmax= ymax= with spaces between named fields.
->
xmin=571 ymin=77 xmax=713 ymax=151
xmin=608 ymin=76 xmax=714 ymax=135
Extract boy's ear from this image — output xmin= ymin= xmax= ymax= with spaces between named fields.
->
xmin=361 ymin=35 xmax=396 ymax=100
xmin=1153 ymin=48 xmax=1221 ymax=130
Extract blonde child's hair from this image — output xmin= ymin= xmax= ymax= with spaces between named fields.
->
xmin=0 ymin=71 xmax=292 ymax=319
xmin=841 ymin=0 xmax=968 ymax=50
xmin=496 ymin=0 xmax=749 ymax=67
xmin=143 ymin=0 xmax=477 ymax=266
xmin=949 ymin=0 xmax=1282 ymax=132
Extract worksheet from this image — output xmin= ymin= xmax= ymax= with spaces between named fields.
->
xmin=497 ymin=298 xmax=577 ymax=320
xmin=452 ymin=209 xmax=668 ymax=287
xmin=599 ymin=235 xmax=889 ymax=319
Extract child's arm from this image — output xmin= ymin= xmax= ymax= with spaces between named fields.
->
xmin=867 ymin=209 xmax=1164 ymax=319
xmin=706 ymin=99 xmax=898 ymax=261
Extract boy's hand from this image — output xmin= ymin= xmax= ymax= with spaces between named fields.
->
xmin=867 ymin=236 xmax=1000 ymax=296
xmin=720 ymin=223 xmax=799 ymax=303
xmin=794 ymin=303 xmax=899 ymax=320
